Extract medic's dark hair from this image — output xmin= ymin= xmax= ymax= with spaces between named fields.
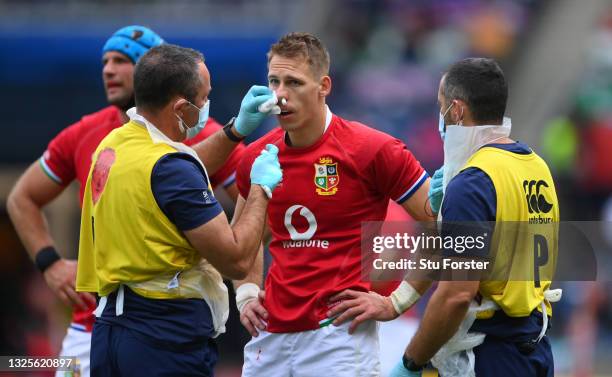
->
xmin=134 ymin=44 xmax=204 ymax=112
xmin=443 ymin=58 xmax=508 ymax=124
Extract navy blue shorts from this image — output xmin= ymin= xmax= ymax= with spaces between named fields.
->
xmin=473 ymin=336 xmax=554 ymax=377
xmin=90 ymin=321 xmax=218 ymax=377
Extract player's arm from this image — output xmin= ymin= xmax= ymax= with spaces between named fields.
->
xmin=7 ymin=162 xmax=95 ymax=310
xmin=192 ymin=85 xmax=277 ymax=175
xmin=230 ymin=194 xmax=268 ymax=337
xmin=400 ymin=178 xmax=436 ymax=221
xmin=401 ymin=165 xmax=444 ymax=220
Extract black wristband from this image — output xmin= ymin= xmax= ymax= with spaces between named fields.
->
xmin=402 ymin=355 xmax=425 ymax=372
xmin=223 ymin=117 xmax=245 ymax=142
xmin=35 ymin=246 xmax=61 ymax=273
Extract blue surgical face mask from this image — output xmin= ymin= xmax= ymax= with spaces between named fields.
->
xmin=176 ymin=99 xmax=210 ymax=139
xmin=438 ymin=102 xmax=454 ymax=141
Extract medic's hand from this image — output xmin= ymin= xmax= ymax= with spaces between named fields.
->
xmin=235 ymin=85 xmax=276 ymax=137
xmin=327 ymin=289 xmax=398 ymax=334
xmin=239 ymin=289 xmax=268 ymax=337
xmin=389 ymin=360 xmax=423 ymax=377
xmin=428 ymin=167 xmax=444 ymax=214
xmin=250 ymin=144 xmax=282 ymax=198
xmin=43 ymin=258 xmax=96 ymax=311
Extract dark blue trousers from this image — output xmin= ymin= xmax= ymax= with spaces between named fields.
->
xmin=473 ymin=336 xmax=554 ymax=377
xmin=90 ymin=321 xmax=218 ymax=377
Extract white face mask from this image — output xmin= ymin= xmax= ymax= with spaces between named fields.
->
xmin=442 ymin=117 xmax=512 ymax=193
xmin=176 ymin=100 xmax=210 ymax=139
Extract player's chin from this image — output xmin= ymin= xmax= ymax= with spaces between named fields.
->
xmin=107 ymin=93 xmax=134 ymax=110
xmin=277 ymin=114 xmax=299 ymax=130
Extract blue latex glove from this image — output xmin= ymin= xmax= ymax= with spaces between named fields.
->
xmin=235 ymin=85 xmax=276 ymax=137
xmin=389 ymin=360 xmax=423 ymax=377
xmin=428 ymin=167 xmax=444 ymax=214
xmin=250 ymin=144 xmax=282 ymax=198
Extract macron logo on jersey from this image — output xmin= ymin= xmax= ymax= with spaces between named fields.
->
xmin=282 ymin=205 xmax=329 ymax=249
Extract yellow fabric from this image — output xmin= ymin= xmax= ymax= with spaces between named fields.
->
xmin=462 ymin=146 xmax=559 ymax=318
xmin=76 ymin=121 xmax=210 ymax=299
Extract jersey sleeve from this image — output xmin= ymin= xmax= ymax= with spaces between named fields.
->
xmin=441 ymin=167 xmax=496 ymax=256
xmin=39 ymin=120 xmax=82 ymax=185
xmin=151 ymin=153 xmax=223 ymax=231
xmin=441 ymin=167 xmax=497 ymax=222
xmin=371 ymin=138 xmax=428 ymax=204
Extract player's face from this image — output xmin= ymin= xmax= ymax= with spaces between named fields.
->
xmin=102 ymin=51 xmax=135 ymax=109
xmin=268 ymin=55 xmax=327 ymax=131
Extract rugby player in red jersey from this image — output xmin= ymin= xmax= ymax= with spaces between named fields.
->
xmin=234 ymin=32 xmax=441 ymax=376
xmin=7 ymin=25 xmax=247 ymax=376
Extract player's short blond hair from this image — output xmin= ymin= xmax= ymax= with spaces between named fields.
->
xmin=267 ymin=32 xmax=330 ymax=78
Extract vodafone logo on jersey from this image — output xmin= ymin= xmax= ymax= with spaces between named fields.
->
xmin=284 ymin=205 xmax=317 ymax=240
xmin=282 ymin=205 xmax=329 ymax=249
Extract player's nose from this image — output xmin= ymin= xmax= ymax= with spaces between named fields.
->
xmin=275 ymin=83 xmax=289 ymax=102
xmin=102 ymin=61 xmax=116 ymax=77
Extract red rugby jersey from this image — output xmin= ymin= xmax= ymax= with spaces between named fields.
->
xmin=40 ymin=105 xmax=244 ymax=331
xmin=236 ymin=111 xmax=427 ymax=332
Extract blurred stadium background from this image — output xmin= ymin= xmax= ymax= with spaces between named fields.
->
xmin=1 ymin=0 xmax=611 ymax=376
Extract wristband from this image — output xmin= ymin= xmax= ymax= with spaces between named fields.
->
xmin=390 ymin=281 xmax=421 ymax=315
xmin=257 ymin=185 xmax=273 ymax=199
xmin=223 ymin=117 xmax=245 ymax=142
xmin=35 ymin=246 xmax=61 ymax=273
xmin=235 ymin=283 xmax=260 ymax=313
xmin=402 ymin=355 xmax=425 ymax=372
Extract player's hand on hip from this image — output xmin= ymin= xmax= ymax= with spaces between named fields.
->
xmin=251 ymin=144 xmax=283 ymax=198
xmin=239 ymin=290 xmax=268 ymax=337
xmin=327 ymin=289 xmax=398 ymax=334
xmin=428 ymin=167 xmax=444 ymax=214
xmin=235 ymin=85 xmax=276 ymax=137
xmin=43 ymin=258 xmax=96 ymax=311
xmin=389 ymin=360 xmax=422 ymax=377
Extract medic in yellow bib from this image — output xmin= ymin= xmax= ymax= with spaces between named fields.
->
xmin=328 ymin=58 xmax=560 ymax=377
xmin=75 ymin=44 xmax=283 ymax=377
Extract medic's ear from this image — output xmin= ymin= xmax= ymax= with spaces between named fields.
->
xmin=451 ymin=99 xmax=467 ymax=124
xmin=172 ymin=98 xmax=189 ymax=117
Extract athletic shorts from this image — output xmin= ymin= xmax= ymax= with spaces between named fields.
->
xmin=379 ymin=317 xmax=419 ymax=376
xmin=55 ymin=324 xmax=91 ymax=377
xmin=242 ymin=319 xmax=380 ymax=377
